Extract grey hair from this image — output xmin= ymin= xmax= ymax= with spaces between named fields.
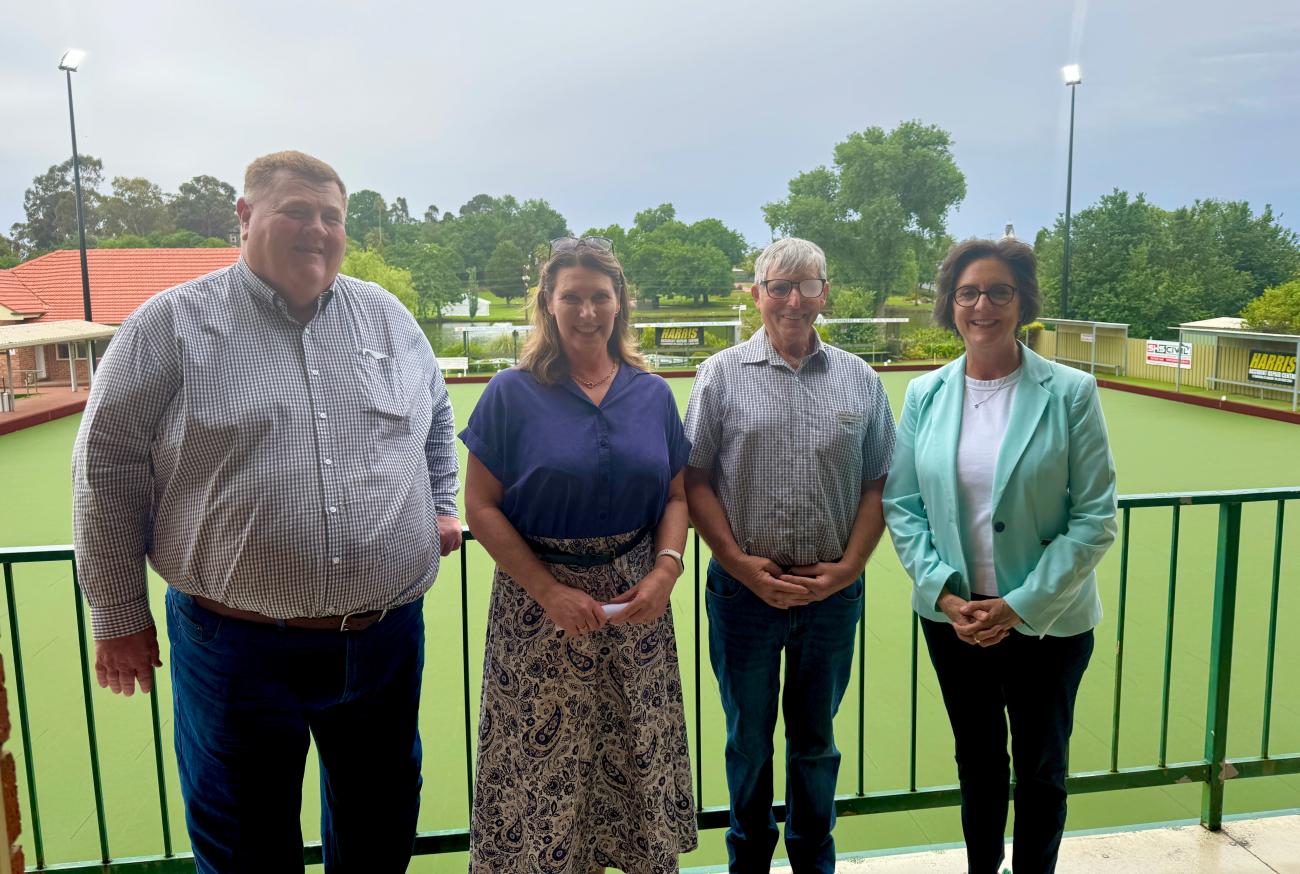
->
xmin=753 ymin=237 xmax=828 ymax=285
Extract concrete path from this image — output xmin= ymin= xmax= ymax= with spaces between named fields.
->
xmin=765 ymin=814 xmax=1300 ymax=873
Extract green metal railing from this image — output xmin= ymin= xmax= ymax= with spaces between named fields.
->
xmin=0 ymin=486 xmax=1296 ymax=871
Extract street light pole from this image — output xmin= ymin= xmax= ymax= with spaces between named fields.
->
xmin=1061 ymin=64 xmax=1082 ymax=321
xmin=59 ymin=50 xmax=92 ymax=325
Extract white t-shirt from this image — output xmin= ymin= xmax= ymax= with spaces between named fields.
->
xmin=956 ymin=368 xmax=1021 ymax=597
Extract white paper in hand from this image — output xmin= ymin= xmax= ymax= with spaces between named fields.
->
xmin=601 ymin=603 xmax=629 ymax=617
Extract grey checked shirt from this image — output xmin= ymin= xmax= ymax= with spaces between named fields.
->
xmin=73 ymin=259 xmax=459 ymax=639
xmin=684 ymin=328 xmax=896 ymax=567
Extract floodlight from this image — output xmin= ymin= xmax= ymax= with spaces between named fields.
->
xmin=1062 ymin=64 xmax=1082 ymax=85
xmin=59 ymin=49 xmax=86 ymax=71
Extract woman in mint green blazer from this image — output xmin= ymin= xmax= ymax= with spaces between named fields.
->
xmin=883 ymin=238 xmax=1117 ymax=874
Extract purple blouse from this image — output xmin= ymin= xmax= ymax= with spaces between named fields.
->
xmin=459 ymin=365 xmax=691 ymax=539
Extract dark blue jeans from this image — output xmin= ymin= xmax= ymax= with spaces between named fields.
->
xmin=166 ymin=589 xmax=425 ymax=874
xmin=921 ymin=613 xmax=1094 ymax=874
xmin=705 ymin=558 xmax=862 ymax=874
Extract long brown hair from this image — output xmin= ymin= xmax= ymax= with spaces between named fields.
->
xmin=518 ymin=246 xmax=648 ymax=385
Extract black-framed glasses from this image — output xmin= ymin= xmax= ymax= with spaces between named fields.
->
xmin=761 ymin=278 xmax=827 ymax=299
xmin=550 ymin=236 xmax=613 ymax=255
xmin=954 ymin=284 xmax=1016 ymax=307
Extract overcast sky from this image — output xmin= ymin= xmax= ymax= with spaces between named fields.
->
xmin=4 ymin=0 xmax=1299 ymax=249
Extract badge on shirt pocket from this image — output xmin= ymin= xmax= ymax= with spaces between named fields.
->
xmin=835 ymin=410 xmax=865 ymax=430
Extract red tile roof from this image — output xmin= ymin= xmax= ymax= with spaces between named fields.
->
xmin=7 ymin=248 xmax=240 ymax=324
xmin=0 ymin=271 xmax=48 ymax=316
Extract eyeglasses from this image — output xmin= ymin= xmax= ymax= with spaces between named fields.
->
xmin=550 ymin=236 xmax=613 ymax=255
xmin=761 ymin=278 xmax=827 ymax=299
xmin=954 ymin=284 xmax=1017 ymax=307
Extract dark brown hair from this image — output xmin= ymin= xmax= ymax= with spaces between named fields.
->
xmin=518 ymin=246 xmax=647 ymax=385
xmin=933 ymin=238 xmax=1041 ymax=332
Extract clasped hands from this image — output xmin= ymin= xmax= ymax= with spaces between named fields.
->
xmin=938 ymin=591 xmax=1022 ymax=647
xmin=539 ymin=562 xmax=678 ymax=638
xmin=727 ymin=553 xmax=858 ymax=610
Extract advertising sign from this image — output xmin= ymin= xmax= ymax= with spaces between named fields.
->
xmin=655 ymin=326 xmax=704 ymax=347
xmin=1247 ymin=349 xmax=1297 ymax=386
xmin=1145 ymin=340 xmax=1192 ymax=369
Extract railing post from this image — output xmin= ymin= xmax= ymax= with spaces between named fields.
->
xmin=1200 ymin=501 xmax=1241 ymax=831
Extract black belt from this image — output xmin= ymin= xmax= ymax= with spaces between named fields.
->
xmin=527 ymin=530 xmax=648 ymax=567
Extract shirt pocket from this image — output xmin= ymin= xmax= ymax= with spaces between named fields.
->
xmin=355 ymin=349 xmax=411 ymax=420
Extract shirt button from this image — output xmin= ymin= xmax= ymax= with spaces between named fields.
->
xmin=331 ymin=557 xmax=341 ymax=565
xmin=310 ymin=369 xmax=320 ymax=377
xmin=318 ymin=412 xmax=327 ymax=420
xmin=304 ymin=327 xmax=312 ymax=335
xmin=324 ymin=458 xmax=333 ymax=465
xmin=327 ymin=506 xmax=338 ymax=514
xmin=994 ymin=521 xmax=1006 ymax=533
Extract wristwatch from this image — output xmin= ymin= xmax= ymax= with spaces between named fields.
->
xmin=656 ymin=548 xmax=685 ymax=574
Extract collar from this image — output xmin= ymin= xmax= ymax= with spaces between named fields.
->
xmin=938 ymin=341 xmax=1053 ymax=387
xmin=235 ymin=257 xmax=338 ymax=321
xmin=741 ymin=326 xmax=827 ymax=370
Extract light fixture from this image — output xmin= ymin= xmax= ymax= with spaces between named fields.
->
xmin=59 ymin=49 xmax=86 ymax=72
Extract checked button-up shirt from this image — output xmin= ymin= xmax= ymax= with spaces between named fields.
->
xmin=73 ymin=259 xmax=459 ymax=639
xmin=683 ymin=327 xmax=896 ymax=568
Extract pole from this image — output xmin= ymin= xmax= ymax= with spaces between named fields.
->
xmin=1061 ymin=83 xmax=1077 ymax=321
xmin=66 ymin=69 xmax=95 ymax=383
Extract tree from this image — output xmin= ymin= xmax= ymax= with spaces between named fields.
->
xmin=171 ymin=175 xmax=238 ymax=241
xmin=346 ymin=190 xmax=389 ymax=245
xmin=687 ymin=218 xmax=747 ymax=265
xmin=763 ymin=121 xmax=966 ymax=311
xmin=340 ymin=249 xmax=417 ymax=315
xmin=100 ymin=176 xmax=174 ymax=238
xmin=387 ymin=197 xmax=415 ymax=226
xmin=10 ymin=155 xmax=106 ymax=254
xmin=1035 ymin=191 xmax=1300 ymax=338
xmin=1242 ymin=279 xmax=1300 ymax=333
xmin=633 ymin=203 xmax=677 ymax=234
xmin=0 ymin=233 xmax=18 ymax=269
xmin=388 ymin=241 xmax=465 ymax=319
xmin=97 ymin=230 xmax=229 ymax=249
xmin=485 ymin=240 xmax=528 ymax=305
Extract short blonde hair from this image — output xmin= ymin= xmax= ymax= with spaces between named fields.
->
xmin=243 ymin=150 xmax=347 ymax=204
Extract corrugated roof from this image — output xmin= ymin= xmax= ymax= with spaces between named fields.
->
xmin=0 ymin=270 xmax=49 ymax=316
xmin=10 ymin=248 xmax=240 ymax=323
xmin=0 ymin=319 xmax=118 ymax=351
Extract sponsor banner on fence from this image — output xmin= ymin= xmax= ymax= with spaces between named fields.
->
xmin=1146 ymin=340 xmax=1192 ymax=369
xmin=655 ymin=326 xmax=704 ymax=347
xmin=1247 ymin=349 xmax=1297 ymax=386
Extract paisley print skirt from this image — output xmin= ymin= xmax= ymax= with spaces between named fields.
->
xmin=468 ymin=529 xmax=697 ymax=873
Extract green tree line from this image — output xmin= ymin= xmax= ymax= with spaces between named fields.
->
xmin=10 ymin=125 xmax=1300 ymax=333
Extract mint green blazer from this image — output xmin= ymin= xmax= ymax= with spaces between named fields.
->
xmin=882 ymin=345 xmax=1117 ymax=638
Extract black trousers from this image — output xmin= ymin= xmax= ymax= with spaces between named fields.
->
xmin=921 ymin=613 xmax=1093 ymax=874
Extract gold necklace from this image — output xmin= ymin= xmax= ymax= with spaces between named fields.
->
xmin=575 ymin=361 xmax=618 ymax=390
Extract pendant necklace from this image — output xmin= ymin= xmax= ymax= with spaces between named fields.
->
xmin=969 ymin=381 xmax=1013 ymax=409
xmin=576 ymin=361 xmax=618 ymax=390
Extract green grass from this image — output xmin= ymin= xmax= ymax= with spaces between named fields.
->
xmin=1100 ymin=372 xmax=1299 ymax=413
xmin=0 ymin=377 xmax=1297 ymax=871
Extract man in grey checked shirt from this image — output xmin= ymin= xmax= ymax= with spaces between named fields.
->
xmin=684 ymin=237 xmax=895 ymax=874
xmin=72 ymin=150 xmax=459 ymax=872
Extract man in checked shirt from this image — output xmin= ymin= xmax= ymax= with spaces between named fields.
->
xmin=684 ymin=237 xmax=896 ymax=874
xmin=72 ymin=151 xmax=460 ymax=873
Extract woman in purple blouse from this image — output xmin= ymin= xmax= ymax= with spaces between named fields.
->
xmin=461 ymin=238 xmax=697 ymax=874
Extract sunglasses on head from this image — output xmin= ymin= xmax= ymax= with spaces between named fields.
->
xmin=550 ymin=236 xmax=613 ymax=255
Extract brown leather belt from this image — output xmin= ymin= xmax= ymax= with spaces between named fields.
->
xmin=191 ymin=594 xmax=389 ymax=632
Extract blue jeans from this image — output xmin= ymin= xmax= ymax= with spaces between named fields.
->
xmin=705 ymin=559 xmax=862 ymax=874
xmin=166 ymin=589 xmax=425 ymax=873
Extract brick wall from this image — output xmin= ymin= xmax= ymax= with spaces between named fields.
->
xmin=0 ymin=653 xmax=23 ymax=872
